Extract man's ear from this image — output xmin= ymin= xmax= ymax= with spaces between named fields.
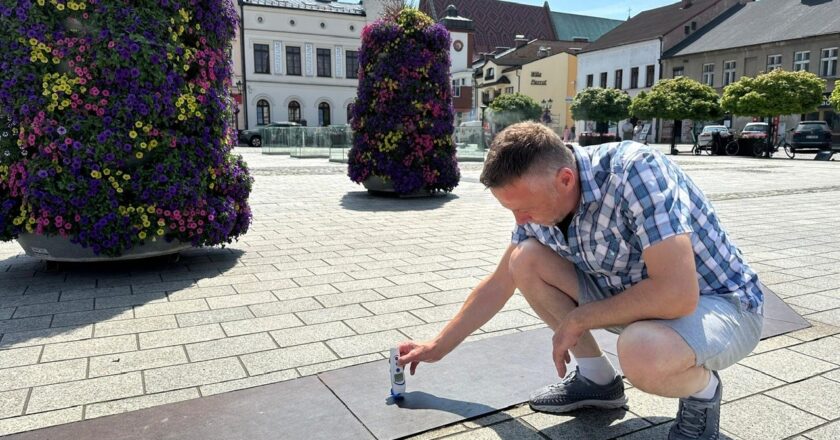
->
xmin=554 ymin=167 xmax=573 ymax=190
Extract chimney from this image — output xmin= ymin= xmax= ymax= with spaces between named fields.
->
xmin=681 ymin=0 xmax=692 ymax=8
xmin=514 ymin=34 xmax=528 ymax=48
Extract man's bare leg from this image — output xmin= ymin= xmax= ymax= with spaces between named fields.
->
xmin=508 ymin=239 xmax=603 ymax=359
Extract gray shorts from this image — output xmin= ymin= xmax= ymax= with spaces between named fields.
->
xmin=576 ymin=267 xmax=763 ymax=371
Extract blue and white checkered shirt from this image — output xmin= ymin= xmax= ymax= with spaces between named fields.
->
xmin=511 ymin=142 xmax=764 ymax=314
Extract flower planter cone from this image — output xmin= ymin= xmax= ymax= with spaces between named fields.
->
xmin=0 ymin=1 xmax=253 ymax=259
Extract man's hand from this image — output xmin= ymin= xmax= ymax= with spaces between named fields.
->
xmin=552 ymin=311 xmax=585 ymax=378
xmin=396 ymin=340 xmax=444 ymax=375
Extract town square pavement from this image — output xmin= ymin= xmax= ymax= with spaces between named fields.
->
xmin=0 ymin=144 xmax=839 ymax=439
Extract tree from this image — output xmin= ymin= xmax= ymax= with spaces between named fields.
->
xmin=830 ymin=85 xmax=840 ymax=112
xmin=630 ymin=77 xmax=722 ymax=153
xmin=488 ymin=93 xmax=542 ymax=132
xmin=721 ymin=69 xmax=825 ymax=148
xmin=347 ymin=8 xmax=459 ymax=195
xmin=570 ymin=88 xmax=630 ymax=134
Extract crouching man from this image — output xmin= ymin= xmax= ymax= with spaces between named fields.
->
xmin=398 ymin=122 xmax=763 ymax=440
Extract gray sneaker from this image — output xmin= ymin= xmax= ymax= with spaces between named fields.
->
xmin=669 ymin=371 xmax=722 ymax=440
xmin=529 ymin=367 xmax=627 ymax=413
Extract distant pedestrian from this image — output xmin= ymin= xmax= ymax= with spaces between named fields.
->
xmin=563 ymin=126 xmax=570 ymax=142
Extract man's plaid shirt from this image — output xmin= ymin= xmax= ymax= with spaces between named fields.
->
xmin=511 ymin=142 xmax=764 ymax=314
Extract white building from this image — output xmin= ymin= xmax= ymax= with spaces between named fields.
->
xmin=237 ymin=0 xmax=386 ymax=129
xmin=574 ymin=0 xmax=742 ymax=142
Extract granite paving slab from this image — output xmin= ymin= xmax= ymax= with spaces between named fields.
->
xmin=5 ymin=376 xmax=373 ymax=440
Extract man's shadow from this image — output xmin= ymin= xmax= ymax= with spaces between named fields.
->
xmin=387 ymin=391 xmax=657 ymax=439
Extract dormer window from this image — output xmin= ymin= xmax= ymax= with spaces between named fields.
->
xmin=484 ymin=67 xmax=495 ymax=80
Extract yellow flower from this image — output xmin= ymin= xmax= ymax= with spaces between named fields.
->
xmin=135 ymin=152 xmax=143 ymax=159
xmin=135 ymin=121 xmax=143 ymax=128
xmin=103 ymin=168 xmax=110 ymax=175
xmin=122 ymin=174 xmax=131 ymax=181
xmin=157 ymin=229 xmax=165 ymax=236
xmin=129 ymin=131 xmax=137 ymax=139
xmin=138 ymin=231 xmax=147 ymax=239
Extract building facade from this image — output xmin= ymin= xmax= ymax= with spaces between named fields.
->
xmin=438 ymin=5 xmax=476 ymax=126
xmin=237 ymin=0 xmax=374 ymax=129
xmin=474 ymin=39 xmax=586 ymax=130
xmin=664 ymin=0 xmax=839 ymax=139
xmin=574 ymin=0 xmax=743 ymax=141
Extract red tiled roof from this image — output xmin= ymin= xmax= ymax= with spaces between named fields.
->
xmin=419 ymin=0 xmax=557 ymax=55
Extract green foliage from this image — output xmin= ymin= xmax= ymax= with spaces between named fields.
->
xmin=570 ymin=88 xmax=631 ymax=128
xmin=488 ymin=93 xmax=542 ymax=131
xmin=630 ymin=77 xmax=721 ymax=121
xmin=830 ymin=86 xmax=840 ymax=112
xmin=721 ymin=69 xmax=825 ymax=117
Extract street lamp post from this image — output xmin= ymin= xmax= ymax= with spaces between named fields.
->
xmin=480 ymin=105 xmax=487 ymax=150
xmin=540 ymin=98 xmax=553 ymax=123
xmin=234 ymin=80 xmax=242 ymax=132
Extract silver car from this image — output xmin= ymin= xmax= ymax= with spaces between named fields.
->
xmin=697 ymin=125 xmax=731 ymax=146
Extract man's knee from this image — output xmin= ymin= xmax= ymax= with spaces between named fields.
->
xmin=617 ymin=322 xmax=695 ymax=390
xmin=508 ymin=239 xmax=545 ymax=282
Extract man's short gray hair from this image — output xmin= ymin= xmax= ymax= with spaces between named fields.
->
xmin=479 ymin=121 xmax=576 ymax=188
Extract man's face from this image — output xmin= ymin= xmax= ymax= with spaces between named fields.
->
xmin=490 ymin=168 xmax=579 ymax=226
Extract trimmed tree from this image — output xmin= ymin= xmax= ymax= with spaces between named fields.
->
xmin=488 ymin=93 xmax=542 ymax=132
xmin=830 ymin=85 xmax=840 ymax=112
xmin=630 ymin=77 xmax=722 ymax=153
xmin=348 ymin=8 xmax=459 ymax=195
xmin=570 ymin=87 xmax=631 ymax=135
xmin=721 ymin=69 xmax=825 ymax=147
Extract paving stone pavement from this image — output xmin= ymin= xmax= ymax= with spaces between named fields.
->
xmin=0 ymin=145 xmax=839 ymax=439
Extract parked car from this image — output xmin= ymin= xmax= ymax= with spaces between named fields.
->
xmin=697 ymin=125 xmax=732 ymax=146
xmin=791 ymin=120 xmax=832 ymax=151
xmin=738 ymin=122 xmax=769 ymax=140
xmin=238 ymin=121 xmax=300 ymax=147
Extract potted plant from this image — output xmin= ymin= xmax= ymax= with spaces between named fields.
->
xmin=347 ymin=7 xmax=459 ymax=195
xmin=0 ymin=0 xmax=252 ymax=260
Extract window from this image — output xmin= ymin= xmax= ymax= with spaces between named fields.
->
xmin=345 ymin=50 xmax=359 ymax=79
xmin=286 ymin=46 xmax=302 ymax=76
xmin=318 ymin=102 xmax=331 ymax=126
xmin=821 ymin=47 xmax=838 ymax=77
xmin=288 ymin=101 xmax=301 ymax=122
xmin=586 ymin=74 xmax=593 ymax=88
xmin=630 ymin=67 xmax=639 ymax=88
xmin=766 ymin=54 xmax=782 ymax=72
xmin=645 ymin=65 xmax=655 ymax=87
xmin=256 ymin=99 xmax=270 ymax=125
xmin=599 ymin=72 xmax=607 ymax=88
xmin=317 ymin=48 xmax=331 ymax=77
xmin=504 ymin=86 xmax=514 ymax=94
xmin=614 ymin=69 xmax=623 ymax=89
xmin=484 ymin=67 xmax=495 ymax=80
xmin=684 ymin=25 xmax=690 ymax=35
xmin=793 ymin=51 xmax=810 ymax=72
xmin=451 ymin=79 xmax=461 ymax=97
xmin=672 ymin=66 xmax=684 ymax=78
xmin=702 ymin=63 xmax=714 ymax=86
xmin=346 ymin=104 xmax=353 ymax=123
xmin=723 ymin=60 xmax=736 ymax=86
xmin=254 ymin=44 xmax=270 ymax=74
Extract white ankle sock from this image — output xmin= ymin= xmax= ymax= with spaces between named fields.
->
xmin=690 ymin=370 xmax=719 ymax=400
xmin=576 ymin=355 xmax=617 ymax=386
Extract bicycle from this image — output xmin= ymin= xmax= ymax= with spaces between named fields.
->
xmin=751 ymin=131 xmax=795 ymax=158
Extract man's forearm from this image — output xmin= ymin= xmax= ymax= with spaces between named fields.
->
xmin=432 ymin=276 xmax=514 ymax=356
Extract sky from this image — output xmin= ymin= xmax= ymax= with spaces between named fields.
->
xmin=513 ymin=0 xmax=676 ymax=20
xmin=384 ymin=0 xmax=678 ymax=21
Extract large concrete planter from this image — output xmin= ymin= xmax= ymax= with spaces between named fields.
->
xmin=362 ymin=175 xmax=435 ymax=198
xmin=16 ymin=233 xmax=191 ymax=262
